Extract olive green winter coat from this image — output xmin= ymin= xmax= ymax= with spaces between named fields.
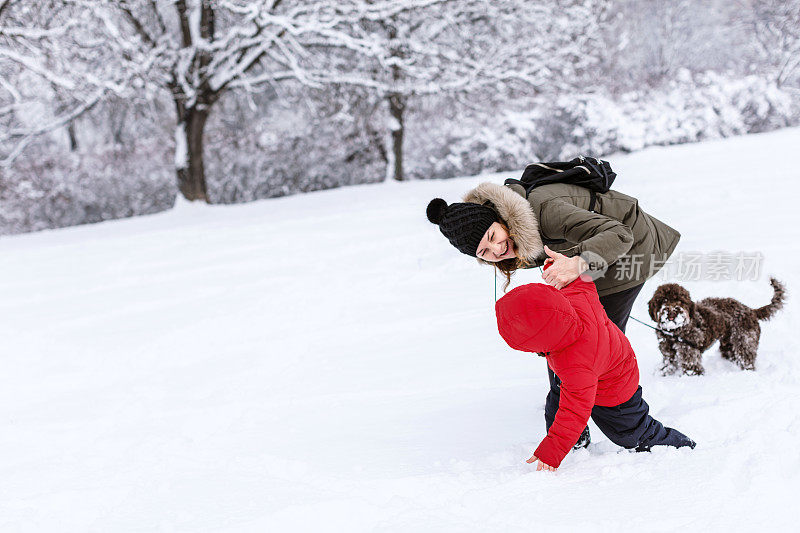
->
xmin=462 ymin=181 xmax=681 ymax=297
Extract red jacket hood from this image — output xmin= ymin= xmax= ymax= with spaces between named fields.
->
xmin=495 ymin=282 xmax=583 ymax=353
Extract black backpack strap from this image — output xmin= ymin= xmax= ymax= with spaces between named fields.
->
xmin=588 ymin=191 xmax=597 ymax=213
xmin=503 ymin=177 xmax=535 ymax=198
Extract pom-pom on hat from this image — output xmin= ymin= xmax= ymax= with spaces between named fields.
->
xmin=426 ymin=197 xmax=499 ymax=257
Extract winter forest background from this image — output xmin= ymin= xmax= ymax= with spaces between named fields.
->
xmin=1 ymin=0 xmax=799 ymax=235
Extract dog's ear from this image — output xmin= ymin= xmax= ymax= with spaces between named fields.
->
xmin=648 ymin=289 xmax=662 ymax=321
xmin=680 ymin=286 xmax=692 ymax=303
xmin=676 ymin=288 xmax=696 ymax=320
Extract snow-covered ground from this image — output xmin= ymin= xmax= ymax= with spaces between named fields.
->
xmin=2 ymin=128 xmax=799 ymax=532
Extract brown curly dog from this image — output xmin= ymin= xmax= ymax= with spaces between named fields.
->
xmin=647 ymin=277 xmax=786 ymax=375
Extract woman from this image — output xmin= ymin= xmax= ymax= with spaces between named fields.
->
xmin=426 ymin=180 xmax=681 ymax=449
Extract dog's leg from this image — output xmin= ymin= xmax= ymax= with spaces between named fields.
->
xmin=677 ymin=344 xmax=705 ymax=376
xmin=719 ymin=334 xmax=736 ymax=362
xmin=658 ymin=337 xmax=681 ymax=376
xmin=731 ymin=329 xmax=761 ymax=371
xmin=678 ymin=325 xmax=708 ymax=376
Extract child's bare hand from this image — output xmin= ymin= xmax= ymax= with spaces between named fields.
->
xmin=526 ymin=453 xmax=557 ymax=472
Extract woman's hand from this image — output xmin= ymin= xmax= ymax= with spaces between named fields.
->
xmin=526 ymin=453 xmax=557 ymax=472
xmin=541 ymin=245 xmax=589 ymax=290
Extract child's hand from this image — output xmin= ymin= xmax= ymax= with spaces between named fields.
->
xmin=526 ymin=453 xmax=557 ymax=472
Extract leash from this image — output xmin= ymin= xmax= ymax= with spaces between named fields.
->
xmin=628 ymin=314 xmax=699 ymax=348
xmin=628 ymin=314 xmax=670 ymax=335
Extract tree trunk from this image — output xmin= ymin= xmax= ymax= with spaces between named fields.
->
xmin=175 ymin=105 xmax=210 ymax=202
xmin=388 ymin=93 xmax=405 ymax=181
xmin=67 ymin=121 xmax=77 ymax=151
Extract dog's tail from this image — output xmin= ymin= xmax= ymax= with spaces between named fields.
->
xmin=754 ymin=277 xmax=787 ymax=321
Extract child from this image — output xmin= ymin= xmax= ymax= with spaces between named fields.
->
xmin=495 ymin=262 xmax=695 ymax=471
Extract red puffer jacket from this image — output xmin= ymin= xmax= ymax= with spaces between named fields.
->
xmin=495 ymin=264 xmax=640 ymax=468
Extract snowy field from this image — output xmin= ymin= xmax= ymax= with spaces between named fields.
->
xmin=2 ymin=128 xmax=799 ymax=532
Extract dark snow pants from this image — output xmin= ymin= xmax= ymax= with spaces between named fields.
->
xmin=587 ymin=385 xmax=695 ymax=450
xmin=544 ymin=282 xmax=645 ymax=445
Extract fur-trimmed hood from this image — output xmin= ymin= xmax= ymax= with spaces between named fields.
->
xmin=462 ymin=182 xmax=544 ymax=262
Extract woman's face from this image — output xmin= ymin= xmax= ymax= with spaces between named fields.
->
xmin=476 ymin=222 xmax=517 ymax=262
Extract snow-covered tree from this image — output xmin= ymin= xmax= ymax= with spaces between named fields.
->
xmin=744 ymin=0 xmax=800 ymax=88
xmin=0 ymin=1 xmax=140 ymax=164
xmin=326 ymin=0 xmax=611 ymax=181
xmin=92 ymin=1 xmax=479 ymax=200
xmin=367 ymin=0 xmax=611 ymax=180
xmin=3 ymin=0 xmax=800 ymax=235
xmin=3 ymin=1 xmax=465 ymax=199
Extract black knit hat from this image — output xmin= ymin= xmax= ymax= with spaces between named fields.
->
xmin=426 ymin=198 xmax=499 ymax=257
